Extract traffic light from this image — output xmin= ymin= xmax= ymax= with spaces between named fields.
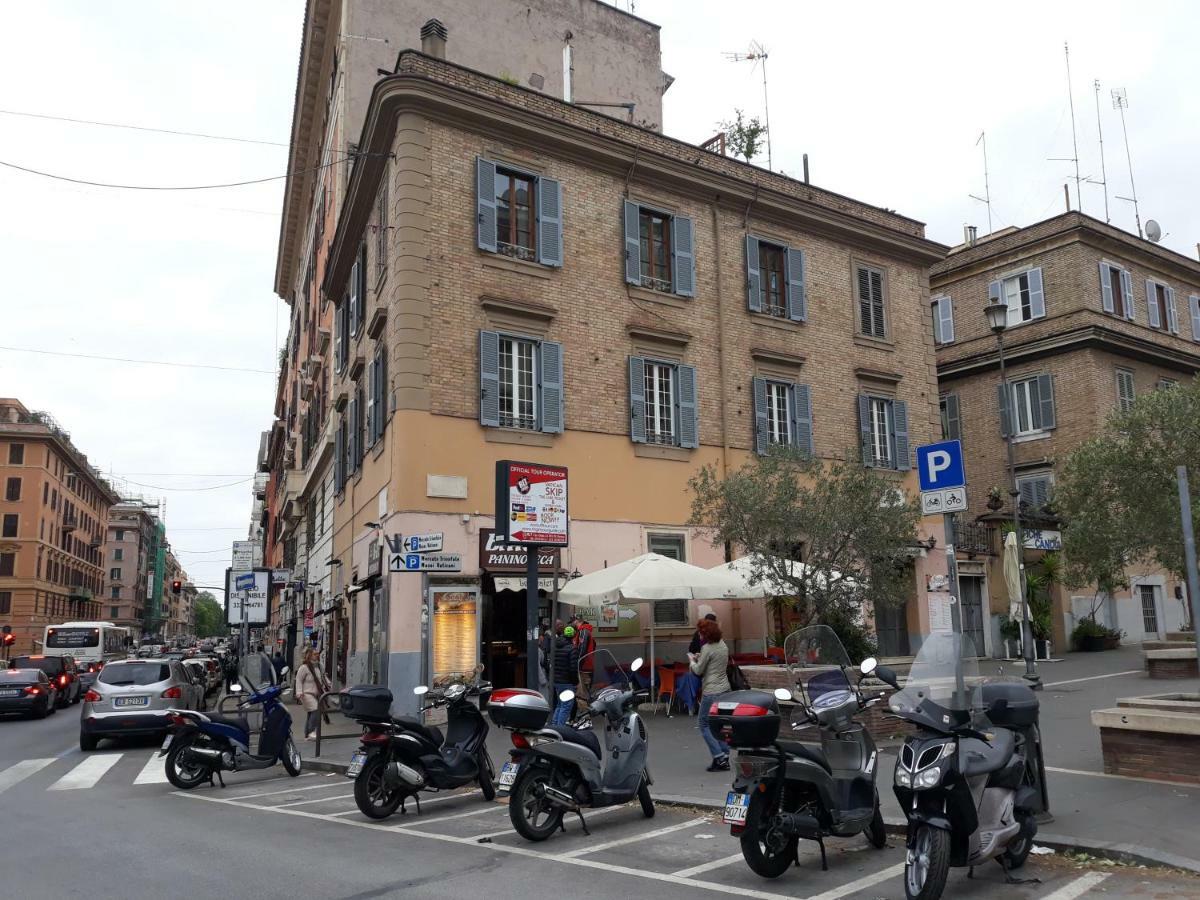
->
xmin=171 ymin=579 xmax=182 ymax=595
xmin=2 ymin=633 xmax=14 ymax=647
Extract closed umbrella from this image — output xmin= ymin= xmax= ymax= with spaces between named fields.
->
xmin=1003 ymin=531 xmax=1023 ymax=621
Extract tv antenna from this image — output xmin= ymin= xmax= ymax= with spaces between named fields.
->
xmin=1111 ymin=88 xmax=1142 ymax=239
xmin=1090 ymin=79 xmax=1110 ymax=222
xmin=723 ymin=40 xmax=773 ymax=171
xmin=1048 ymin=42 xmax=1083 ymax=212
xmin=969 ymin=130 xmax=993 ymax=233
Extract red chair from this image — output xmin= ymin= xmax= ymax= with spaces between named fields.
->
xmin=766 ymin=647 xmax=785 ymax=663
xmin=654 ymin=666 xmax=676 ymax=717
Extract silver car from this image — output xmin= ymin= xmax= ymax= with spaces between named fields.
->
xmin=79 ymin=659 xmax=203 ymax=751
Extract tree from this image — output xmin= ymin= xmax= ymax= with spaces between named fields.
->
xmin=719 ymin=109 xmax=767 ymax=163
xmin=194 ymin=591 xmax=224 ymax=638
xmin=1055 ymin=380 xmax=1200 ymax=594
xmin=689 ymin=447 xmax=921 ymax=641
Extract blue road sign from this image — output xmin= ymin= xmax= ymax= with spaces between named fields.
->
xmin=917 ymin=440 xmax=966 ymax=492
xmin=235 ymin=572 xmax=255 ymax=591
xmin=405 ymin=554 xmax=421 ymax=570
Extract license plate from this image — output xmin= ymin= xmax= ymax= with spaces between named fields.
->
xmin=0 ymin=690 xmax=19 ymax=698
xmin=498 ymin=762 xmax=519 ymax=791
xmin=161 ymin=734 xmax=173 ymax=751
xmin=724 ymin=791 xmax=750 ymax=825
xmin=347 ymin=751 xmax=367 ymax=778
xmin=114 ymin=696 xmax=150 ymax=708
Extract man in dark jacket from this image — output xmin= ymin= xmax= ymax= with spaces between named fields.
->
xmin=689 ymin=612 xmax=718 ymax=655
xmin=551 ymin=626 xmax=579 ymax=725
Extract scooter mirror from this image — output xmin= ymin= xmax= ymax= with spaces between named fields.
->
xmin=280 ymin=666 xmax=290 ymax=677
xmin=859 ymin=657 xmax=878 ymax=676
xmin=559 ymin=689 xmax=576 ymax=703
xmin=630 ymin=657 xmax=644 ymax=673
xmin=413 ymin=685 xmax=429 ymax=696
xmin=228 ymin=684 xmax=242 ymax=693
xmin=773 ymin=687 xmax=793 ymax=702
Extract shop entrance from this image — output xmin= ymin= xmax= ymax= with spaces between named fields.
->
xmin=481 ymin=582 xmax=549 ymax=689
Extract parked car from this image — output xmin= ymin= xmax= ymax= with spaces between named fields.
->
xmin=0 ymin=669 xmax=58 ymax=718
xmin=181 ymin=659 xmax=215 ymax=703
xmin=9 ymin=655 xmax=81 ymax=707
xmin=79 ymin=659 xmax=203 ymax=751
xmin=77 ymin=660 xmax=106 ymax=692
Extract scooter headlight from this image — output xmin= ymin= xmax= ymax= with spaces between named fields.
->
xmin=914 ymin=767 xmax=944 ymax=789
xmin=895 ymin=768 xmax=912 ymax=787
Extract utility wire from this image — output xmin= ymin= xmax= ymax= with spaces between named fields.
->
xmin=0 ymin=345 xmax=274 ymax=374
xmin=165 ymin=527 xmax=248 ymax=533
xmin=112 ymin=471 xmax=252 ymax=477
xmin=118 ymin=476 xmax=253 ymax=492
xmin=0 ymin=108 xmax=289 ymax=147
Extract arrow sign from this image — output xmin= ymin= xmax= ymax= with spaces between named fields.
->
xmin=404 ymin=532 xmax=444 ymax=553
xmin=390 ymin=552 xmax=462 ymax=573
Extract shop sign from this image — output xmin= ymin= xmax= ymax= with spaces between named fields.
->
xmin=479 ymin=529 xmax=560 ymax=573
xmin=1022 ymin=529 xmax=1062 ymax=551
xmin=494 ymin=460 xmax=568 ymax=546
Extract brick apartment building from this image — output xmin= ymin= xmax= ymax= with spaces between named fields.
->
xmin=931 ymin=212 xmax=1200 ymax=654
xmin=0 ymin=399 xmax=119 ymax=654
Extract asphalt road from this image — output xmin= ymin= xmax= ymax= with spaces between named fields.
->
xmin=1 ymin=702 xmax=1199 ymax=900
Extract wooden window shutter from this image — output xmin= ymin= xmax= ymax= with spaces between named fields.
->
xmin=1121 ymin=270 xmax=1136 ymax=320
xmin=1098 ymin=262 xmax=1114 ymax=313
xmin=628 ymin=356 xmax=647 ymax=443
xmin=857 ymin=394 xmax=874 ymax=466
xmin=745 ymin=235 xmax=762 ymax=312
xmin=1035 ymin=374 xmax=1056 ymax=430
xmin=479 ymin=330 xmax=501 ymax=428
xmin=1165 ymin=286 xmax=1179 ymax=334
xmin=793 ymin=383 xmax=813 ymax=457
xmin=676 ymin=364 xmax=699 ymax=449
xmin=536 ymin=176 xmax=563 ymax=267
xmin=997 ymin=383 xmax=1013 ymax=437
xmin=539 ymin=340 xmax=564 ymax=433
xmin=476 ymin=157 xmax=498 ymax=252
xmin=1146 ymin=279 xmax=1161 ymax=328
xmin=622 ymin=200 xmax=641 ymax=285
xmin=786 ymin=247 xmax=807 ymax=322
xmin=892 ymin=400 xmax=911 ymax=471
xmin=671 ymin=215 xmax=695 ymax=297
xmin=1027 ymin=267 xmax=1045 ymax=319
xmin=751 ymin=376 xmax=768 ymax=455
xmin=943 ymin=393 xmax=961 ymax=441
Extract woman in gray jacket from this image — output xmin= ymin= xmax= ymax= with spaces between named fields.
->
xmin=689 ymin=618 xmax=732 ymax=771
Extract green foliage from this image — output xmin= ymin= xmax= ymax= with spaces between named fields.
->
xmin=998 ymin=615 xmax=1021 ymax=642
xmin=193 ymin=592 xmax=224 ymax=638
xmin=1056 ymin=379 xmax=1200 ymax=587
xmin=719 ymin=108 xmax=767 ymax=162
xmin=689 ymin=446 xmax=921 ymax=629
xmin=820 ymin=606 xmax=878 ymax=663
xmin=1071 ymin=617 xmax=1109 ymax=639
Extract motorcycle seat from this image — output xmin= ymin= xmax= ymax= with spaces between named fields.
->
xmin=201 ymin=713 xmax=250 ymax=734
xmin=546 ymin=724 xmax=602 ymax=759
xmin=392 ymin=716 xmax=444 ymax=748
xmin=961 ymin=728 xmax=1015 ymax=777
xmin=776 ymin=739 xmax=831 ymax=773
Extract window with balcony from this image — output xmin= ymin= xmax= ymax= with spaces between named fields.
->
xmin=622 ymin=201 xmax=694 ymax=296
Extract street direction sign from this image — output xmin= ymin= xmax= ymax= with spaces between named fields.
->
xmin=226 ymin=569 xmax=270 ymax=626
xmin=917 ymin=440 xmax=966 ymax=492
xmin=234 ymin=572 xmax=255 ymax=591
xmin=404 ymin=532 xmax=444 ymax=553
xmin=389 ymin=551 xmax=463 ymax=573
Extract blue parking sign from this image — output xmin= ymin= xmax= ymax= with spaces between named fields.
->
xmin=916 ymin=440 xmax=966 ymax=492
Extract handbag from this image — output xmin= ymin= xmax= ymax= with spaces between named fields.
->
xmin=726 ymin=662 xmax=750 ymax=692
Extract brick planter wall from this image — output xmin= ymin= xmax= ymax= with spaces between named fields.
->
xmin=741 ymin=665 xmax=913 ymax=742
xmin=1148 ymin=657 xmax=1200 ymax=679
xmin=1099 ymin=727 xmax=1200 ymax=784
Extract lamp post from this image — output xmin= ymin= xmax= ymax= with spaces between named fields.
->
xmin=985 ymin=299 xmax=1041 ymax=688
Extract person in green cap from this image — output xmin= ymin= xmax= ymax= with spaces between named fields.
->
xmin=551 ymin=624 xmax=579 ymax=724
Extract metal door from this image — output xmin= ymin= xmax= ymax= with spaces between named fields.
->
xmin=873 ymin=598 xmax=910 ymax=657
xmin=958 ymin=576 xmax=987 ymax=657
xmin=1139 ymin=584 xmax=1162 ymax=639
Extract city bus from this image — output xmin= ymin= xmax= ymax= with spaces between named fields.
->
xmin=43 ymin=622 xmax=131 ymax=669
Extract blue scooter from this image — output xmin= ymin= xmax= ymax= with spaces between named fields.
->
xmin=161 ymin=652 xmax=302 ymax=789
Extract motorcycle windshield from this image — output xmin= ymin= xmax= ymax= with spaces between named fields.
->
xmin=577 ymin=648 xmax=631 ymax=697
xmin=889 ymin=632 xmax=983 ymax=732
xmin=784 ymin=625 xmax=853 ymax=704
xmin=240 ymin=652 xmax=277 ymax=693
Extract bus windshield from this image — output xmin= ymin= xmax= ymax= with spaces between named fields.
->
xmin=46 ymin=627 xmax=100 ymax=649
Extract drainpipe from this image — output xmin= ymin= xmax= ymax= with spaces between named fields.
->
xmin=710 ymin=200 xmax=730 ymax=481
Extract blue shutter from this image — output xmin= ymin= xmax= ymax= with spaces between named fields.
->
xmin=1098 ymin=262 xmax=1115 ymax=313
xmin=671 ymin=215 xmax=695 ymax=297
xmin=1146 ymin=279 xmax=1161 ymax=329
xmin=786 ymin=247 xmax=807 ymax=322
xmin=892 ymin=400 xmax=910 ymax=471
xmin=752 ymin=376 xmax=768 ymax=455
xmin=1036 ymin=374 xmax=1056 ymax=430
xmin=364 ymin=355 xmax=375 ymax=446
xmin=539 ymin=340 xmax=564 ymax=433
xmin=334 ymin=300 xmax=344 ymax=372
xmin=623 ymin=200 xmax=641 ymax=285
xmin=1166 ymin=286 xmax=1179 ymax=334
xmin=1027 ymin=267 xmax=1045 ymax=319
xmin=676 ymin=364 xmax=698 ymax=449
xmin=793 ymin=383 xmax=813 ymax=457
xmin=476 ymin=157 xmax=497 ymax=252
xmin=479 ymin=331 xmax=500 ymax=428
xmin=1191 ymin=295 xmax=1200 ymax=342
xmin=628 ymin=356 xmax=646 ymax=443
xmin=1122 ymin=269 xmax=1136 ymax=320
xmin=536 ymin=176 xmax=563 ymax=267
xmin=347 ymin=395 xmax=358 ymax=473
xmin=335 ymin=420 xmax=345 ymax=492
xmin=378 ymin=346 xmax=388 ymax=438
xmin=997 ymin=383 xmax=1013 ymax=437
xmin=935 ymin=297 xmax=954 ymax=343
xmin=857 ymin=394 xmax=874 ymax=467
xmin=745 ymin=235 xmax=762 ymax=312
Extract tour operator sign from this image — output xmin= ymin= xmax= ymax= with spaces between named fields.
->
xmin=496 ymin=460 xmax=568 ymax=546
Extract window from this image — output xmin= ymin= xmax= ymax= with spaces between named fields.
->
xmin=475 ymin=157 xmax=562 ymax=267
xmin=1159 ymin=378 xmax=1179 ymax=390
xmin=622 ymin=201 xmax=694 ymax=296
xmin=335 ymin=415 xmax=348 ymax=493
xmin=648 ymin=532 xmax=686 ymax=561
xmin=0 ymin=592 xmax=9 ymax=614
xmin=1017 ymin=473 xmax=1053 ymax=511
xmin=856 ymin=265 xmax=887 ymax=339
xmin=110 ymin=606 xmax=119 ymax=619
xmin=5 ymin=478 xmax=19 ymax=501
xmin=629 ymin=356 xmax=698 ymax=449
xmin=1116 ymin=368 xmax=1136 ymax=412
xmin=989 ymin=268 xmax=1045 ymax=327
xmin=1 ymin=514 xmax=15 ymax=538
xmin=645 ymin=362 xmax=675 ymax=445
xmin=939 ymin=394 xmax=961 ymax=441
xmin=353 ymin=387 xmax=365 ymax=470
xmin=0 ymin=553 xmax=13 ymax=577
xmin=1189 ymin=294 xmax=1200 ymax=342
xmin=110 ymin=567 xmax=121 ymax=581
xmin=1145 ymin=280 xmax=1178 ymax=333
xmin=115 ymin=528 xmax=124 ymax=541
xmin=1000 ymin=374 xmax=1056 ymax=437
xmin=366 ymin=343 xmax=388 ymax=446
xmin=747 ymin=237 xmax=806 ymax=320
xmin=111 ymin=586 xmax=120 ymax=600
xmin=335 ymin=292 xmax=350 ymax=372
xmin=50 ymin=488 xmax=57 ymax=509
xmin=857 ymin=395 xmax=910 ymax=470
xmin=375 ymin=177 xmax=388 ymax=282
xmin=479 ymin=332 xmax=563 ymax=434
xmin=8 ymin=443 xmax=23 ymax=464
xmin=1099 ymin=262 xmax=1132 ymax=319
xmin=1139 ymin=584 xmax=1159 ymax=635
xmin=752 ymin=378 xmax=813 ymax=456
xmin=932 ymin=296 xmax=954 ymax=344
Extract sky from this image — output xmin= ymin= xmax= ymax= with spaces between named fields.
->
xmin=2 ymin=1 xmax=1196 ymax=591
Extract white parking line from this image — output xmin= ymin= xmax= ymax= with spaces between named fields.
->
xmin=224 ymin=775 xmax=332 ymax=801
xmin=392 ymin=802 xmax=506 ymax=828
xmin=0 ymin=758 xmax=55 ymax=796
xmin=49 ymin=754 xmax=123 ymax=791
xmin=671 ymin=852 xmax=744 ymax=878
xmin=464 ymin=804 xmax=626 ymax=842
xmin=1042 ymin=670 xmax=1140 ymax=687
xmin=558 ymin=818 xmax=704 ymax=857
xmin=804 ymin=862 xmax=906 ymax=900
xmin=1040 ymin=871 xmax=1111 ymax=899
xmin=133 ymin=752 xmax=170 ymax=785
xmin=326 ymin=789 xmax=480 ymax=817
xmin=277 ymin=792 xmax=355 ymax=808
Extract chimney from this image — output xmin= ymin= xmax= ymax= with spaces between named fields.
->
xmin=420 ymin=19 xmax=447 ymax=59
xmin=964 ymin=225 xmax=977 ymax=247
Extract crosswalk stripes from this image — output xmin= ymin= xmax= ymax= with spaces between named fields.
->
xmin=0 ymin=758 xmax=55 ymax=796
xmin=49 ymin=753 xmax=123 ymax=790
xmin=0 ymin=751 xmax=197 ymax=792
xmin=133 ymin=751 xmax=170 ymax=785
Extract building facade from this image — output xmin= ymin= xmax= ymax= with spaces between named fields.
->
xmin=0 ymin=399 xmax=119 ymax=654
xmin=931 ymin=212 xmax=1200 ymax=653
xmin=104 ymin=503 xmax=158 ymax=632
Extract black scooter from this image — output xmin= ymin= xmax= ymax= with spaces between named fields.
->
xmin=342 ymin=677 xmax=495 ymax=820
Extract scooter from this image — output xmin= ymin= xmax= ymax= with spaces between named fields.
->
xmin=161 ymin=652 xmax=301 ymax=789
xmin=342 ymin=672 xmax=496 ymax=820
xmin=875 ymin=632 xmax=1048 ymax=900
xmin=490 ymin=650 xmax=654 ymax=842
xmin=717 ymin=625 xmax=887 ymax=879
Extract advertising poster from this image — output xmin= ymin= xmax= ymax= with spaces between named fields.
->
xmin=432 ymin=591 xmax=478 ymax=683
xmin=497 ymin=461 xmax=568 ymax=546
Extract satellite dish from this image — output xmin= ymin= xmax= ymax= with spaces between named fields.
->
xmin=1146 ymin=220 xmax=1162 ymax=242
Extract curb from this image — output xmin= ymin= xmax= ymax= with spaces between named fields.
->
xmin=304 ymin=758 xmax=349 ymax=775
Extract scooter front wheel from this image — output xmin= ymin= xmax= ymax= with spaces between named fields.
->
xmin=905 ymin=825 xmax=950 ymax=900
xmin=165 ymin=736 xmax=211 ymax=790
xmin=509 ymin=766 xmax=565 ymax=842
xmin=353 ymin=755 xmax=406 ymax=820
xmin=281 ymin=735 xmax=302 ymax=777
xmin=638 ymin=780 xmax=655 ymax=818
xmin=478 ymin=751 xmax=495 ymax=802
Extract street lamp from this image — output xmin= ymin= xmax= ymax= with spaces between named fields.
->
xmin=986 ymin=299 xmax=1041 ymax=689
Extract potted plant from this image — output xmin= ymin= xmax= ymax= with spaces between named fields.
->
xmin=1103 ymin=627 xmax=1124 ymax=650
xmin=999 ymin=616 xmax=1022 ymax=659
xmin=986 ymin=486 xmax=1005 ymax=512
xmin=1071 ymin=616 xmax=1109 ymax=652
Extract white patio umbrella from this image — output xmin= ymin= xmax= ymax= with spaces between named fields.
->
xmin=1003 ymin=531 xmax=1023 ymax=621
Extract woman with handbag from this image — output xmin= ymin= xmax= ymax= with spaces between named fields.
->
xmin=689 ymin=618 xmax=732 ymax=772
xmin=295 ymin=647 xmax=330 ymax=740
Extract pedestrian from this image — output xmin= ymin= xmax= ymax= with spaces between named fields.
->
xmin=570 ymin=615 xmax=596 ymax=708
xmin=689 ymin=610 xmax=718 ymax=655
xmin=295 ymin=646 xmax=330 ymax=740
xmin=552 ymin=625 xmax=578 ymax=725
xmin=690 ymin=617 xmax=732 ymax=771
xmin=271 ymin=648 xmax=286 ymax=680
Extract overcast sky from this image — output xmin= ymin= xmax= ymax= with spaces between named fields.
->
xmin=2 ymin=1 xmax=1195 ymax=590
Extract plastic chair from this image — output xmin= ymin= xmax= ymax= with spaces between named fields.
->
xmin=766 ymin=647 xmax=785 ymax=664
xmin=653 ymin=666 xmax=676 ymax=717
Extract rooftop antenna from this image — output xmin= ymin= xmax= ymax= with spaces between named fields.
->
xmin=1049 ymin=42 xmax=1083 ymax=212
xmin=1092 ymin=79 xmax=1110 ymax=222
xmin=1111 ymin=87 xmax=1143 ymax=238
xmin=723 ymin=40 xmax=772 ymax=171
xmin=969 ymin=130 xmax=993 ymax=234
